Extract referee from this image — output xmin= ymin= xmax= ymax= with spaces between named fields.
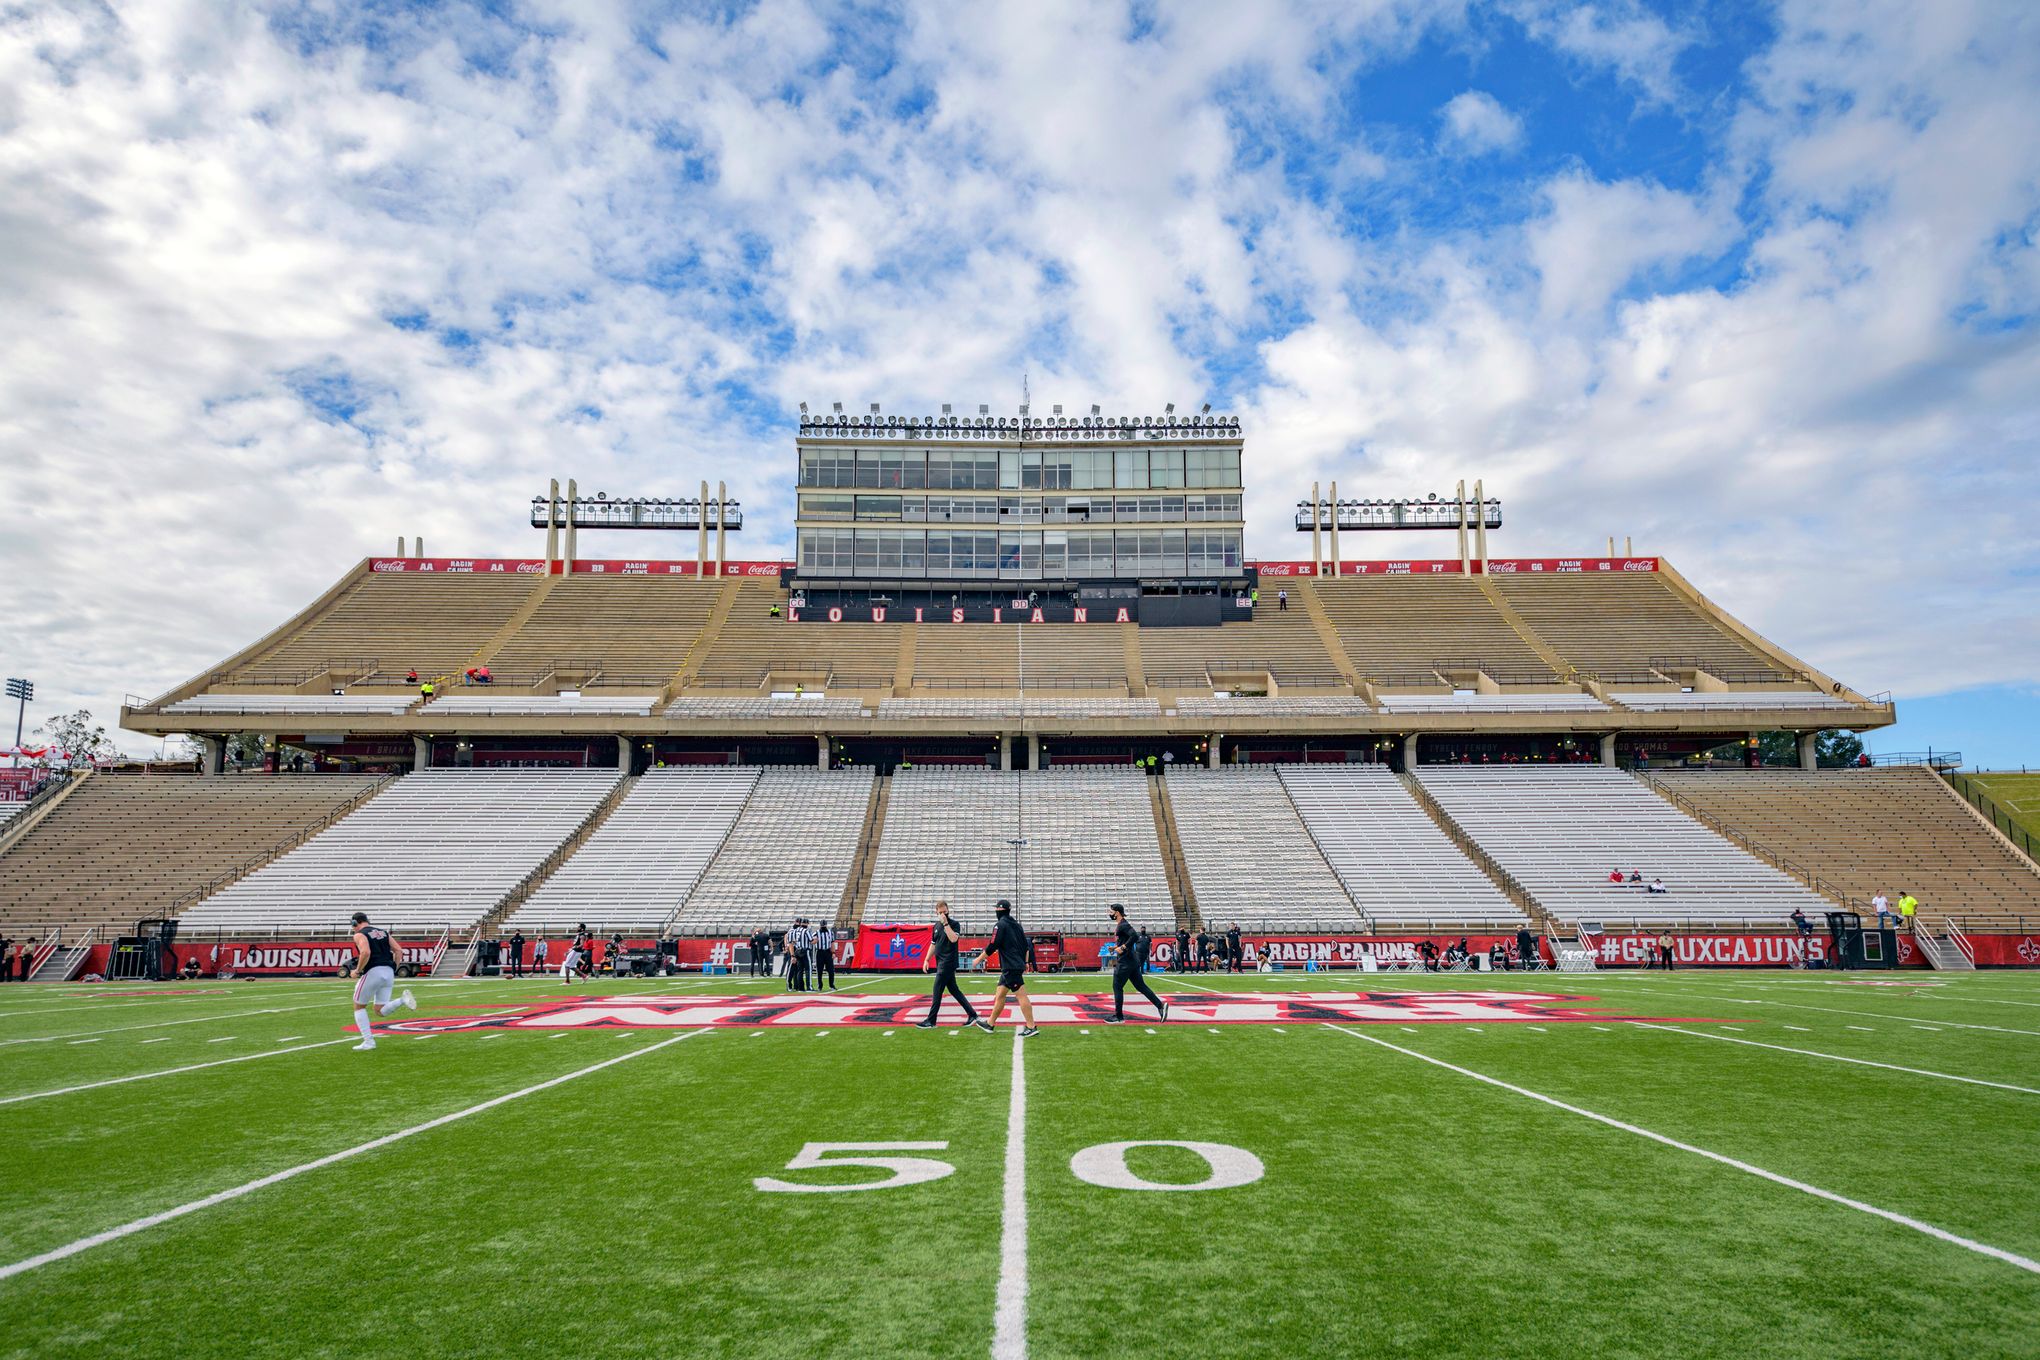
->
xmin=815 ymin=921 xmax=837 ymax=990
xmin=918 ymin=901 xmax=992 ymax=1031
xmin=980 ymin=901 xmax=1040 ymax=1037
xmin=786 ymin=919 xmax=809 ymax=992
xmin=1105 ymin=904 xmax=1168 ymax=1024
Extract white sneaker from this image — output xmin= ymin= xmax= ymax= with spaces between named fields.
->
xmin=352 ymin=1041 xmax=376 ymax=1051
xmin=401 ymin=990 xmax=417 ymax=1011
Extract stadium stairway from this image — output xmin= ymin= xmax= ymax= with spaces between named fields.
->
xmin=1395 ymin=772 xmax=1558 ymax=930
xmin=1145 ymin=774 xmax=1199 ymax=929
xmin=1473 ymin=576 xmax=1576 ymax=678
xmin=464 ymin=572 xmax=560 ymax=670
xmin=835 ymin=772 xmax=892 ymax=930
xmin=662 ymin=578 xmax=743 ymax=699
xmin=32 ymin=932 xmax=94 ymax=982
xmin=433 ymin=774 xmax=639 ymax=976
xmin=1293 ymin=580 xmax=1366 ymax=691
xmin=1120 ymin=621 xmax=1148 ymax=697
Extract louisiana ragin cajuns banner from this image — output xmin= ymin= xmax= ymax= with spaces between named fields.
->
xmin=376 ymin=990 xmax=1700 ymax=1033
xmin=179 ymin=940 xmax=440 ymax=975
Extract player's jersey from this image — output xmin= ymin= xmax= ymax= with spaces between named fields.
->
xmin=358 ymin=925 xmax=396 ymax=972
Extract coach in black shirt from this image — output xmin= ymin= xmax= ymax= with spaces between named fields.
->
xmin=1106 ymin=905 xmax=1168 ymax=1023
xmin=980 ymin=901 xmax=1040 ymax=1036
xmin=918 ymin=902 xmax=991 ymax=1031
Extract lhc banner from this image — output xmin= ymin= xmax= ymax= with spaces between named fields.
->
xmin=852 ymin=925 xmax=935 ymax=971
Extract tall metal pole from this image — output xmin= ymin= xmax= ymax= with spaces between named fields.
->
xmin=1327 ymin=479 xmax=1340 ymax=577
xmin=545 ymin=477 xmax=560 ymax=568
xmin=1473 ymin=479 xmax=1489 ymax=568
xmin=699 ymin=479 xmax=711 ymax=575
xmin=563 ymin=479 xmax=579 ymax=577
xmin=1456 ymin=479 xmax=1470 ymax=572
xmin=716 ymin=480 xmax=729 ymax=570
xmin=1310 ymin=479 xmax=1322 ymax=572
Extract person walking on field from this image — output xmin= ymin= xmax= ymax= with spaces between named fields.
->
xmin=1105 ymin=905 xmax=1168 ymax=1024
xmin=344 ymin=911 xmax=416 ymax=1051
xmin=980 ymin=901 xmax=1039 ymax=1037
xmin=919 ymin=902 xmax=992 ymax=1031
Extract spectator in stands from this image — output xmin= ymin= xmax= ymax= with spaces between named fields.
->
xmin=1627 ymin=870 xmax=1644 ymax=884
xmin=1897 ymin=893 xmax=1918 ymax=931
xmin=405 ymin=669 xmax=418 ymax=684
xmin=476 ymin=666 xmax=491 ymax=684
xmin=769 ymin=601 xmax=782 ymax=618
xmin=1277 ymin=588 xmax=1288 ymax=611
xmin=419 ymin=680 xmax=435 ymax=700
xmin=1647 ymin=878 xmax=1668 ymax=894
xmin=1790 ymin=909 xmax=1813 ymax=942
xmin=464 ymin=668 xmax=478 ymax=685
xmin=1871 ymin=891 xmax=1891 ymax=928
xmin=1608 ymin=869 xmax=1625 ymax=884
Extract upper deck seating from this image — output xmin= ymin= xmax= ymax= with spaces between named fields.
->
xmin=1312 ymin=576 xmax=1549 ymax=682
xmin=233 ymin=571 xmax=538 ymax=684
xmin=426 ymin=693 xmax=660 ymax=716
xmin=488 ymin=574 xmax=719 ymax=681
xmin=163 ymin=695 xmax=414 ymax=715
xmin=1376 ymin=692 xmax=1608 ymax=714
xmin=1490 ymin=573 xmax=1788 ymax=681
xmin=1611 ymin=690 xmax=1855 ymax=712
xmin=1139 ymin=602 xmax=1346 ymax=691
xmin=697 ymin=582 xmax=901 ymax=689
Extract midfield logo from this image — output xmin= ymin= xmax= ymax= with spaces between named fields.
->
xmin=378 ymin=991 xmax=1697 ymax=1034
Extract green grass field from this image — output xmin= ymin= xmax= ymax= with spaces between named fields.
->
xmin=1960 ymin=772 xmax=2040 ymax=846
xmin=1 ymin=967 xmax=2036 ymax=1358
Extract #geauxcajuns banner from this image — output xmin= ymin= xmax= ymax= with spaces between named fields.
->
xmin=376 ymin=990 xmax=1695 ymax=1033
xmin=1583 ymin=932 xmax=1838 ymax=969
xmin=852 ymin=924 xmax=935 ymax=971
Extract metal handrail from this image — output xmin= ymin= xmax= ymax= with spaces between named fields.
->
xmin=1945 ymin=774 xmax=2038 ymax=860
xmin=1946 ymin=918 xmax=1975 ymax=964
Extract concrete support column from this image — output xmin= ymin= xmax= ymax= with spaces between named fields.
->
xmin=1797 ymin=730 xmax=1819 ymax=771
xmin=412 ymin=736 xmax=431 ymax=770
xmin=1208 ymin=735 xmax=1223 ymax=769
xmin=1327 ymin=478 xmax=1340 ymax=576
xmin=1027 ymin=732 xmax=1041 ymax=770
xmin=562 ymin=479 xmax=578 ymax=576
xmin=698 ymin=479 xmax=711 ymax=574
xmin=715 ymin=480 xmax=729 ymax=571
xmin=1310 ymin=480 xmax=1322 ymax=572
xmin=1456 ymin=478 xmax=1470 ymax=572
xmin=616 ymin=735 xmax=631 ymax=772
xmin=817 ymin=736 xmax=830 ymax=770
xmin=999 ymin=734 xmax=1013 ymax=773
xmin=197 ymin=735 xmax=225 ymax=776
xmin=1600 ymin=733 xmax=1619 ymax=767
xmin=1401 ymin=732 xmax=1419 ymax=771
xmin=544 ymin=478 xmax=560 ymax=568
xmin=1472 ymin=478 xmax=1488 ymax=568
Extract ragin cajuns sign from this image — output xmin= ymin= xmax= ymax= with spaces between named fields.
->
xmin=192 ymin=940 xmax=438 ymax=975
xmin=376 ymin=991 xmax=1695 ymax=1033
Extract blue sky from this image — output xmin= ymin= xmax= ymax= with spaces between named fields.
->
xmin=1 ymin=0 xmax=2036 ymax=764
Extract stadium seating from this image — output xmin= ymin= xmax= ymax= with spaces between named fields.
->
xmin=1375 ymin=692 xmax=1608 ymax=713
xmin=1611 ymin=690 xmax=1855 ymax=712
xmin=503 ymin=768 xmax=759 ymax=931
xmin=664 ymin=696 xmax=869 ymax=719
xmin=0 ymin=774 xmax=389 ymax=939
xmin=1312 ymin=576 xmax=1551 ymax=682
xmin=1414 ymin=765 xmax=1830 ymax=925
xmin=426 ymin=693 xmax=660 ymax=716
xmin=1649 ymin=767 xmax=2040 ymax=929
xmin=487 ymin=574 xmax=718 ymax=680
xmin=228 ymin=571 xmax=539 ymax=684
xmin=1163 ymin=767 xmax=1361 ymax=930
xmin=878 ymin=698 xmax=1162 ymax=719
xmin=1140 ymin=601 xmax=1347 ymax=691
xmin=179 ymin=769 xmax=621 ymax=933
xmin=675 ymin=767 xmax=876 ymax=933
xmin=1172 ymin=696 xmax=1376 ymax=718
xmin=1489 ymin=573 xmax=1788 ymax=680
xmin=696 ymin=581 xmax=901 ymax=689
xmin=1277 ymin=764 xmax=1527 ymax=926
xmin=863 ymin=766 xmax=1173 ymax=931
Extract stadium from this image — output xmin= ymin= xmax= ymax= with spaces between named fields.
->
xmin=3 ymin=406 xmax=2039 ymax=1358
xmin=4 ymin=6 xmax=2039 ymax=1358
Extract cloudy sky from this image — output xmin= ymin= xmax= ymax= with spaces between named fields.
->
xmin=2 ymin=0 xmax=2036 ymax=763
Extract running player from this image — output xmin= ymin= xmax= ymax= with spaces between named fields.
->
xmin=979 ymin=901 xmax=1039 ymax=1037
xmin=1104 ymin=904 xmax=1167 ymax=1024
xmin=918 ymin=901 xmax=992 ymax=1031
xmin=345 ymin=911 xmax=416 ymax=1050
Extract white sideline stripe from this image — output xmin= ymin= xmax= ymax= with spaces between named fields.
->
xmin=1323 ymin=1024 xmax=2040 ymax=1277
xmin=1161 ymin=976 xmax=1225 ymax=994
xmin=0 ymin=1002 xmax=334 ymax=1047
xmin=1630 ymin=1024 xmax=2040 ymax=1096
xmin=0 ymin=1039 xmax=354 ymax=1107
xmin=992 ymin=1025 xmax=1027 ymax=1360
xmin=0 ymin=1028 xmax=714 ymax=1282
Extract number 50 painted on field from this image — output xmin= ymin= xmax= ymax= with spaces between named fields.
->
xmin=755 ymin=1141 xmax=1263 ymax=1194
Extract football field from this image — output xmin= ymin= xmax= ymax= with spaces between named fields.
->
xmin=0 ymin=968 xmax=2035 ymax=1358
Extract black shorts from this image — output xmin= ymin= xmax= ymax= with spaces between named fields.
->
xmin=998 ymin=967 xmax=1026 ymax=990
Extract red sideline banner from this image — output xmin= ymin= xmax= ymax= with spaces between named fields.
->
xmin=1246 ymin=561 xmax=1318 ymax=577
xmin=1340 ymin=561 xmax=1467 ymax=575
xmin=198 ymin=940 xmax=440 ymax=975
xmin=852 ymin=924 xmax=934 ymax=970
xmin=369 ymin=558 xmax=547 ymax=574
xmin=559 ymin=560 xmax=702 ymax=576
xmin=1583 ymin=932 xmax=1835 ymax=968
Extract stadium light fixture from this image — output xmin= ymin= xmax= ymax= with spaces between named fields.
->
xmin=5 ymin=677 xmax=30 ymax=768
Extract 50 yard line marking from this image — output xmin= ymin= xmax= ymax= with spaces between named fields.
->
xmin=992 ymin=1026 xmax=1027 ymax=1360
xmin=0 ymin=1028 xmax=716 ymax=1282
xmin=1323 ymin=1024 xmax=2040 ymax=1276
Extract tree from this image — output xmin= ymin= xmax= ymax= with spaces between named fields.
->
xmin=1757 ymin=729 xmax=1865 ymax=768
xmin=31 ymin=710 xmax=119 ymax=769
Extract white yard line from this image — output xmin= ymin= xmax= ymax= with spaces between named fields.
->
xmin=992 ymin=1026 xmax=1028 ymax=1360
xmin=0 ymin=1039 xmax=355 ymax=1107
xmin=1585 ymin=982 xmax=2040 ymax=1038
xmin=1159 ymin=975 xmax=1226 ymax=995
xmin=0 ymin=1002 xmax=336 ymax=1047
xmin=0 ymin=1028 xmax=715 ymax=1282
xmin=1630 ymin=1023 xmax=2040 ymax=1096
xmin=1323 ymin=1024 xmax=2040 ymax=1277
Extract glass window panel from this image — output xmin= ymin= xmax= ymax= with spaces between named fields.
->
xmin=902 ymin=451 xmax=927 ymax=489
xmin=999 ymin=451 xmax=1021 ymax=490
xmin=1149 ymin=448 xmax=1184 ymax=488
xmin=1115 ymin=450 xmax=1142 ymax=489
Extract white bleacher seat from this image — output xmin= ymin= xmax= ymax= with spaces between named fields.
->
xmin=178 ymin=769 xmax=621 ymax=933
xmin=427 ymin=693 xmax=659 ymax=716
xmin=876 ymin=698 xmax=1162 ymax=720
xmin=663 ymin=697 xmax=870 ymax=720
xmin=502 ymin=768 xmax=758 ymax=931
xmin=863 ymin=767 xmax=1173 ymax=932
xmin=163 ymin=694 xmax=414 ymax=716
xmin=1415 ymin=765 xmax=1830 ymax=926
xmin=1376 ymin=692 xmax=1608 ymax=713
xmin=1164 ymin=767 xmax=1362 ymax=930
xmin=1278 ymin=765 xmax=1526 ymax=926
xmin=1172 ymin=697 xmax=1375 ymax=718
xmin=675 ymin=767 xmax=876 ymax=933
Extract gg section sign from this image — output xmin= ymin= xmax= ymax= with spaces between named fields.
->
xmin=378 ymin=991 xmax=1693 ymax=1033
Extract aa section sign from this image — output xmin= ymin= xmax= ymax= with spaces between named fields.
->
xmin=852 ymin=924 xmax=934 ymax=970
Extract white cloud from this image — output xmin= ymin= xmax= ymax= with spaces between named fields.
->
xmin=1438 ymin=89 xmax=1523 ymax=155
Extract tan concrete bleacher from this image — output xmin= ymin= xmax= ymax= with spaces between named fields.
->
xmin=1651 ymin=768 xmax=2040 ymax=930
xmin=489 ymin=575 xmax=719 ymax=682
xmin=1492 ymin=573 xmax=1787 ymax=681
xmin=912 ymin=624 xmax=1019 ymax=691
xmin=694 ymin=582 xmax=902 ymax=691
xmin=233 ymin=573 xmax=539 ymax=684
xmin=1140 ymin=601 xmax=1346 ymax=692
xmin=0 ymin=775 xmax=389 ymax=938
xmin=1312 ymin=576 xmax=1550 ymax=683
